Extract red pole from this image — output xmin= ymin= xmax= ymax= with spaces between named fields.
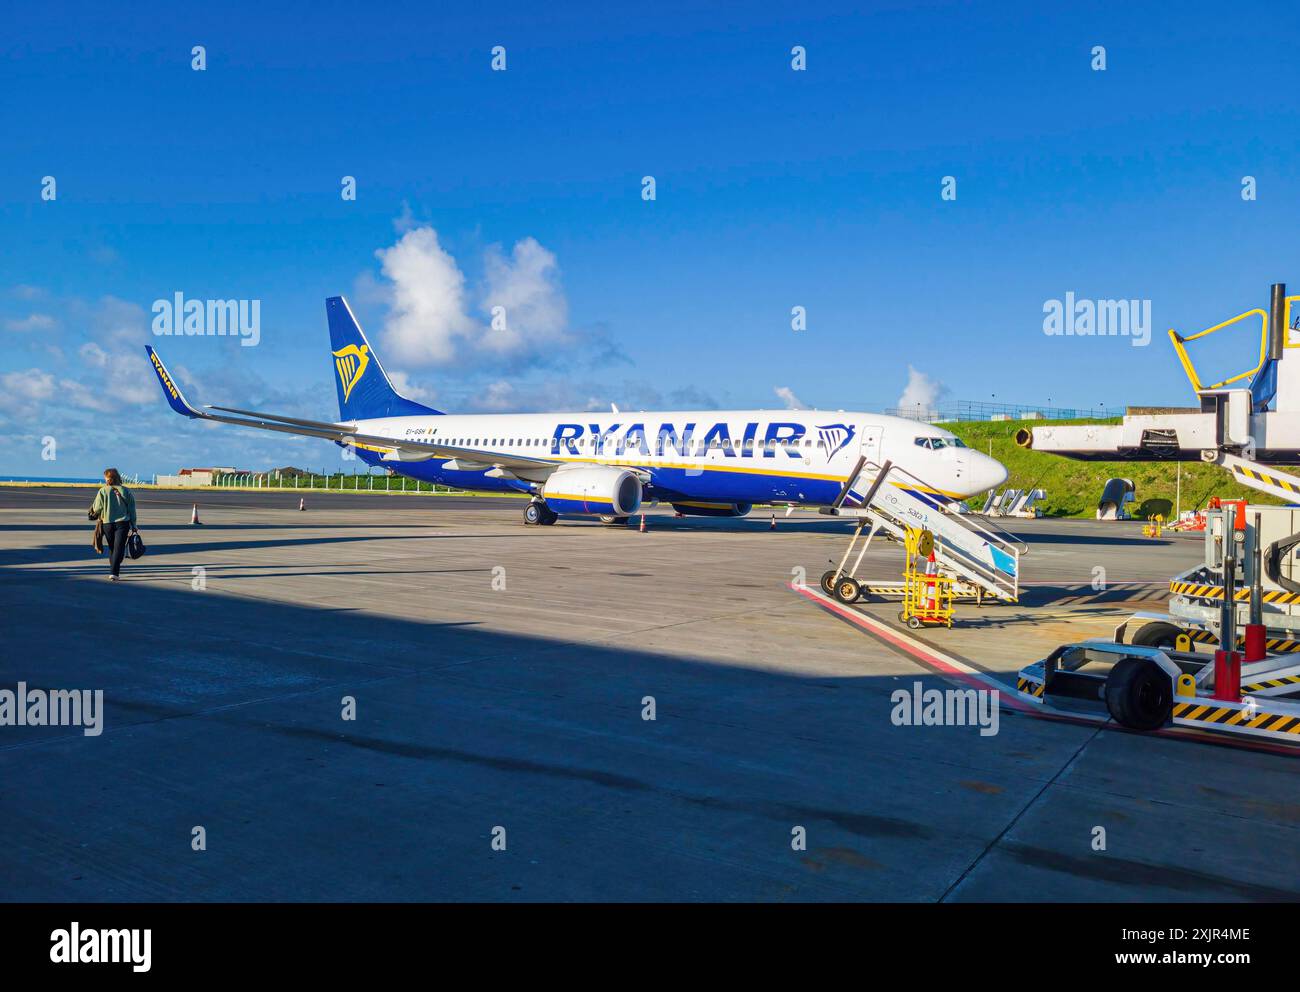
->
xmin=1213 ymin=650 xmax=1241 ymax=700
xmin=1243 ymin=624 xmax=1267 ymax=663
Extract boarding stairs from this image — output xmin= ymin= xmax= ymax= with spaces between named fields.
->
xmin=821 ymin=457 xmax=1027 ymax=603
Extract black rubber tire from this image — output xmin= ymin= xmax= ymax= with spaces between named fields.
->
xmin=1131 ymin=621 xmax=1182 ymax=650
xmin=599 ymin=515 xmax=629 ymax=525
xmin=820 ymin=570 xmax=839 ymax=596
xmin=834 ymin=577 xmax=860 ymax=604
xmin=906 ymin=616 xmax=923 ymax=630
xmin=523 ymin=502 xmax=544 ymax=526
xmin=539 ymin=506 xmax=558 ymax=526
xmin=1104 ymin=656 xmax=1173 ymax=731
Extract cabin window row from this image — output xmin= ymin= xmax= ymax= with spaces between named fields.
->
xmin=420 ymin=437 xmax=830 ymax=450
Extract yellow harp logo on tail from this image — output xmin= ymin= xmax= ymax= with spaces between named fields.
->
xmin=332 ymin=344 xmax=370 ymax=402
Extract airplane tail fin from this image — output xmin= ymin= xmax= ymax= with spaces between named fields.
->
xmin=326 ymin=296 xmax=442 ymax=421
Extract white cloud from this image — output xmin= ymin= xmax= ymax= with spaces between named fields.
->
xmin=375 ymin=227 xmax=475 ymax=365
xmin=0 ymin=295 xmax=159 ymax=422
xmin=79 ymin=295 xmax=142 ymax=336
xmin=462 ymin=378 xmax=608 ymax=414
xmin=4 ymin=313 xmax=56 ymax=333
xmin=387 ymin=370 xmax=437 ymax=404
xmin=371 ymin=224 xmax=577 ymax=370
xmin=59 ymin=378 xmax=121 ymax=413
xmin=477 ymin=380 xmax=518 ymax=412
xmin=897 ymin=366 xmax=948 ymax=414
xmin=393 ymin=200 xmax=418 ymax=234
xmin=79 ymin=341 xmax=109 ymax=367
xmin=774 ymin=386 xmax=805 ymax=410
xmin=0 ymin=369 xmax=57 ymax=416
xmin=71 ymin=298 xmax=156 ymax=406
xmin=479 ymin=237 xmax=570 ymax=356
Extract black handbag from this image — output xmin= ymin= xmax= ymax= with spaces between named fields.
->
xmin=127 ymin=527 xmax=146 ymax=560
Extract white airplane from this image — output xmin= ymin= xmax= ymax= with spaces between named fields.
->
xmin=146 ymin=296 xmax=1007 ymax=525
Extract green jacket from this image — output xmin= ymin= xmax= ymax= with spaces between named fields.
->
xmin=92 ymin=485 xmax=136 ymax=525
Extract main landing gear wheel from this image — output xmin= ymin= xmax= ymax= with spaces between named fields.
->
xmin=833 ymin=577 xmax=861 ymax=604
xmin=600 ymin=515 xmax=630 ymax=525
xmin=524 ymin=502 xmax=556 ymax=526
xmin=1104 ymin=656 xmax=1173 ymax=731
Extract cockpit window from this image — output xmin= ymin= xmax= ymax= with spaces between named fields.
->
xmin=914 ymin=435 xmax=966 ymax=450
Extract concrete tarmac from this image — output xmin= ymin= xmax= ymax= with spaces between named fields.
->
xmin=2 ymin=486 xmax=1297 ymax=901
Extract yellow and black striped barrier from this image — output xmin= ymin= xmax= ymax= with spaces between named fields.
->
xmin=1169 ymin=578 xmax=1300 ymax=606
xmin=1016 ymin=677 xmax=1045 ymax=698
xmin=1232 ymin=464 xmax=1300 ymax=495
xmin=1173 ymin=700 xmax=1300 ymax=735
xmin=1242 ymin=672 xmax=1300 ymax=693
xmin=1180 ymin=627 xmax=1300 ymax=654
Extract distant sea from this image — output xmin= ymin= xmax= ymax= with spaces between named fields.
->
xmin=0 ymin=476 xmax=104 ymax=484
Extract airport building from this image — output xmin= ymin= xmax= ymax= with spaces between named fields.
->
xmin=155 ymin=466 xmax=242 ymax=487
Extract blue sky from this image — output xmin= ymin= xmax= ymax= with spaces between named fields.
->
xmin=3 ymin=0 xmax=1299 ymax=476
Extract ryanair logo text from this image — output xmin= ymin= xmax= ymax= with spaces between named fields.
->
xmin=549 ymin=421 xmax=843 ymax=459
xmin=149 ymin=351 xmax=179 ymax=400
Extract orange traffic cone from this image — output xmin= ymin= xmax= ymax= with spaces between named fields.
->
xmin=299 ymin=497 xmax=306 ymax=511
xmin=191 ymin=503 xmax=202 ymax=526
xmin=770 ymin=512 xmax=776 ymax=531
xmin=639 ymin=513 xmax=647 ymax=533
xmin=923 ymin=552 xmax=938 ymax=614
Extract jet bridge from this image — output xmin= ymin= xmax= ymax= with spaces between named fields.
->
xmin=1017 ymin=283 xmax=1300 ymax=463
xmin=817 ymin=457 xmax=1027 ymax=608
xmin=1014 ymin=281 xmax=1300 ymax=634
xmin=1009 ymin=282 xmax=1300 ymax=739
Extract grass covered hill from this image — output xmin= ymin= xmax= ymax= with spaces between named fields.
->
xmin=946 ymin=418 xmax=1282 ymax=518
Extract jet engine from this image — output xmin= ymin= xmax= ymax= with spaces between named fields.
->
xmin=542 ymin=465 xmax=642 ymax=516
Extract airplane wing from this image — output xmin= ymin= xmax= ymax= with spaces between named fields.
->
xmin=145 ymin=346 xmax=561 ymax=476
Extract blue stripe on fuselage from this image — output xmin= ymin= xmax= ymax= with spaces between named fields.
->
xmin=349 ymin=448 xmax=957 ymax=506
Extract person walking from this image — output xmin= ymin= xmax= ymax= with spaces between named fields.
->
xmin=90 ymin=468 xmax=137 ymax=581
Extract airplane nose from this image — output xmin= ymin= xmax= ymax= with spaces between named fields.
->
xmin=969 ymin=452 xmax=1008 ymax=494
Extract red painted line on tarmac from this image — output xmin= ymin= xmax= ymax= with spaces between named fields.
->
xmin=791 ymin=583 xmax=1039 ymax=712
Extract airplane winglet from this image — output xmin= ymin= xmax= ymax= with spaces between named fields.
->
xmin=144 ymin=345 xmax=202 ymax=418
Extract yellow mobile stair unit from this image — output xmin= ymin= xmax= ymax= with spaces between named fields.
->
xmin=817 ymin=457 xmax=1026 ymax=627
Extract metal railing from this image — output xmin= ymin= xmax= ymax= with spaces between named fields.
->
xmin=1168 ymin=307 xmax=1269 ymax=393
xmin=882 ymin=400 xmax=1125 ymax=422
xmin=206 ymin=472 xmax=466 ymax=494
